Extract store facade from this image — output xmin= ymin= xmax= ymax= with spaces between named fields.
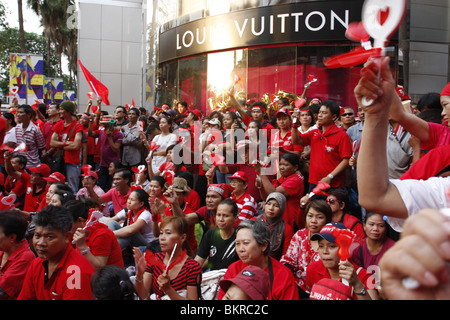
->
xmin=155 ymin=0 xmax=401 ymax=114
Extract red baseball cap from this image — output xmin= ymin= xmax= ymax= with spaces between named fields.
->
xmin=219 ymin=265 xmax=270 ymax=300
xmin=226 ymin=171 xmax=248 ymax=183
xmin=276 ymin=107 xmax=291 ymax=117
xmin=28 ymin=164 xmax=51 ymax=177
xmin=190 ymin=109 xmax=203 ymax=119
xmin=80 ymin=170 xmax=98 ymax=180
xmin=43 ymin=172 xmax=66 ymax=183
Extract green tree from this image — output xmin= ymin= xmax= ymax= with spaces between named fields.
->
xmin=0 ymin=27 xmax=59 ymax=96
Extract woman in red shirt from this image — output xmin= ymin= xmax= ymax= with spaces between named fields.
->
xmin=256 ymin=152 xmax=304 ymax=230
xmin=133 ymin=216 xmax=202 ymax=300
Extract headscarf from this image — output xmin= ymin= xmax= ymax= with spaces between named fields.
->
xmin=257 ymin=192 xmax=287 ymax=260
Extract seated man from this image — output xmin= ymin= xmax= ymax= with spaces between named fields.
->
xmin=18 ymin=206 xmax=95 ymax=300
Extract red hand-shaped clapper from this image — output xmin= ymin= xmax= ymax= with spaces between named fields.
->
xmin=332 ymin=229 xmax=356 ymax=262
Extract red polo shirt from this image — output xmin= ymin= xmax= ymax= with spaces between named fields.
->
xmin=0 ymin=240 xmax=35 ymax=300
xmin=52 ymin=120 xmax=83 ymax=165
xmin=101 ymin=188 xmax=131 ymax=215
xmin=23 ymin=184 xmax=48 ymax=213
xmin=18 ymin=244 xmax=95 ymax=300
xmin=272 ymin=172 xmax=304 ymax=229
xmin=300 ymin=124 xmax=352 ymax=188
xmin=84 ymin=223 xmax=124 ymax=268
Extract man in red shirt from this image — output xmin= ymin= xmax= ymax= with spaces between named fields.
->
xmin=4 ymin=152 xmax=30 ymax=210
xmin=24 ymin=163 xmax=51 ymax=213
xmin=50 ymin=101 xmax=83 ymax=193
xmin=18 ymin=206 xmax=95 ymax=300
xmin=69 ymin=201 xmax=124 ymax=270
xmin=297 ymin=100 xmax=351 ymax=190
xmin=87 ymin=168 xmax=132 ymax=215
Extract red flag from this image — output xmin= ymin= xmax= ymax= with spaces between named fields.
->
xmin=131 ymin=98 xmax=135 ymax=107
xmin=78 ymin=59 xmax=110 ymax=105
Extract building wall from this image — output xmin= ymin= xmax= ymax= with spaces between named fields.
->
xmin=409 ymin=0 xmax=450 ymax=98
xmin=77 ymin=0 xmax=146 ymax=113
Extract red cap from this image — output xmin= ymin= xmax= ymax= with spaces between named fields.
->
xmin=80 ymin=170 xmax=98 ymax=180
xmin=276 ymin=107 xmax=291 ymax=117
xmin=28 ymin=164 xmax=51 ymax=177
xmin=190 ymin=109 xmax=203 ymax=119
xmin=43 ymin=172 xmax=66 ymax=183
xmin=226 ymin=171 xmax=248 ymax=183
xmin=219 ymin=265 xmax=270 ymax=300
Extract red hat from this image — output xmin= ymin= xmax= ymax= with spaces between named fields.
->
xmin=207 ymin=183 xmax=234 ymax=198
xmin=441 ymin=82 xmax=450 ymax=96
xmin=43 ymin=172 xmax=66 ymax=183
xmin=28 ymin=164 xmax=51 ymax=177
xmin=80 ymin=170 xmax=98 ymax=180
xmin=226 ymin=171 xmax=248 ymax=183
xmin=190 ymin=109 xmax=203 ymax=119
xmin=310 ymin=278 xmax=354 ymax=300
xmin=219 ymin=265 xmax=270 ymax=300
xmin=276 ymin=107 xmax=291 ymax=117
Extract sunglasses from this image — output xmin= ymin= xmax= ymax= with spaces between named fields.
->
xmin=341 ymin=113 xmax=354 ymax=117
xmin=326 ymin=198 xmax=342 ymax=205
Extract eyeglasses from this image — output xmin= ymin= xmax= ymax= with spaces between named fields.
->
xmin=341 ymin=113 xmax=354 ymax=117
xmin=326 ymin=198 xmax=342 ymax=205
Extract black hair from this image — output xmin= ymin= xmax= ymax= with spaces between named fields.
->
xmin=299 ymin=107 xmax=316 ymax=126
xmin=305 ymin=199 xmax=332 ymax=224
xmin=114 ymin=168 xmax=133 ymax=185
xmin=250 ymin=101 xmax=267 ymax=110
xmin=130 ymin=188 xmax=150 ymax=210
xmin=52 ymin=182 xmax=74 ymax=194
xmin=91 ymin=265 xmax=137 ymax=300
xmin=326 ymin=187 xmax=349 ymax=211
xmin=0 ymin=210 xmax=29 ymax=241
xmin=280 ymin=152 xmax=302 ymax=171
xmin=33 ymin=205 xmax=73 ymax=234
xmin=12 ymin=154 xmax=27 ymax=168
xmin=128 ymin=107 xmax=140 ymax=116
xmin=151 ymin=175 xmax=167 ymax=189
xmin=175 ymin=171 xmax=193 ymax=189
xmin=321 ymin=100 xmax=341 ymax=119
xmin=218 ymin=198 xmax=239 ymax=217
xmin=115 ymin=106 xmax=127 ymax=114
xmin=52 ymin=189 xmax=76 ymax=206
xmin=178 ymin=100 xmax=188 ymax=109
xmin=2 ymin=112 xmax=16 ymax=127
xmin=63 ymin=199 xmax=89 ymax=221
xmin=417 ymin=92 xmax=442 ymax=112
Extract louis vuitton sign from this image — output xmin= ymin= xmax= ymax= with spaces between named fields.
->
xmin=159 ymin=1 xmax=363 ymax=63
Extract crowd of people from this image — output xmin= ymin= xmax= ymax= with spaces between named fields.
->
xmin=0 ymin=58 xmax=449 ymax=301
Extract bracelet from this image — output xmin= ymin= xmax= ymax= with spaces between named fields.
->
xmin=328 ymin=173 xmax=334 ymax=179
xmin=135 ymin=276 xmax=144 ymax=283
xmin=80 ymin=247 xmax=90 ymax=255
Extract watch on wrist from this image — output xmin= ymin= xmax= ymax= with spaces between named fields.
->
xmin=355 ymin=286 xmax=367 ymax=296
xmin=328 ymin=173 xmax=334 ymax=179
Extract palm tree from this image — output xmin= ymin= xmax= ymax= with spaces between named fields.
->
xmin=18 ymin=0 xmax=26 ymax=52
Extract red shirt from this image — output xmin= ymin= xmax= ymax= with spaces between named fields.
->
xmin=164 ymin=203 xmax=197 ymax=252
xmin=84 ymin=223 xmax=124 ymax=268
xmin=218 ymin=257 xmax=300 ymax=300
xmin=0 ymin=240 xmax=35 ymax=300
xmin=52 ymin=120 xmax=83 ymax=165
xmin=101 ymin=188 xmax=131 ymax=215
xmin=185 ymin=189 xmax=200 ymax=211
xmin=272 ymin=172 xmax=304 ymax=229
xmin=18 ymin=244 xmax=95 ymax=300
xmin=23 ymin=184 xmax=48 ymax=213
xmin=306 ymin=258 xmax=372 ymax=299
xmin=5 ymin=171 xmax=30 ymax=199
xmin=42 ymin=119 xmax=61 ymax=150
xmin=400 ymin=144 xmax=450 ymax=180
xmin=421 ymin=122 xmax=450 ymax=151
xmin=300 ymin=124 xmax=352 ymax=188
xmin=270 ymin=129 xmax=303 ymax=154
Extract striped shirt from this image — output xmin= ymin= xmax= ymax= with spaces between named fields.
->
xmin=145 ymin=252 xmax=202 ymax=299
xmin=232 ymin=192 xmax=258 ymax=225
xmin=15 ymin=121 xmax=46 ymax=168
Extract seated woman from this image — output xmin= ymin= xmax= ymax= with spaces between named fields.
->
xmin=0 ymin=210 xmax=36 ymax=300
xmin=351 ymin=212 xmax=396 ymax=270
xmin=306 ymin=222 xmax=380 ymax=300
xmin=255 ymin=192 xmax=293 ymax=260
xmin=195 ymin=198 xmax=239 ymax=271
xmin=107 ymin=188 xmax=159 ymax=251
xmin=256 ymin=152 xmax=304 ymax=230
xmin=48 ymin=189 xmax=76 ymax=207
xmin=133 ymin=216 xmax=202 ymax=300
xmin=217 ymin=219 xmax=299 ymax=300
xmin=280 ymin=198 xmax=332 ymax=298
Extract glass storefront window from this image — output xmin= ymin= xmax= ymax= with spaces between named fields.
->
xmin=179 ymin=55 xmax=207 ymax=111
